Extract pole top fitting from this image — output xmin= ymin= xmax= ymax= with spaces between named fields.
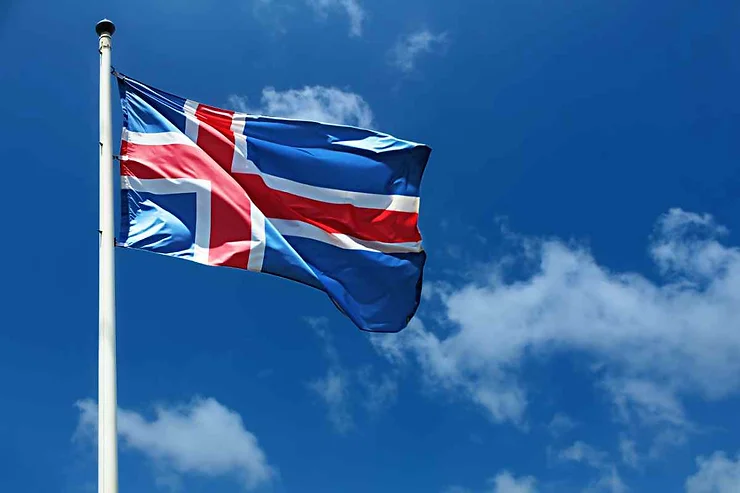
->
xmin=96 ymin=19 xmax=116 ymax=37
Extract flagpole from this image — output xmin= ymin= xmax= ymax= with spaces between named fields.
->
xmin=96 ymin=18 xmax=118 ymax=493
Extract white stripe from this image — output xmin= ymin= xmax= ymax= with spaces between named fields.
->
xmin=230 ymin=112 xmax=266 ymax=271
xmin=231 ymin=112 xmax=247 ymax=135
xmin=121 ymin=176 xmax=421 ymax=258
xmin=122 ymin=130 xmax=195 ymax=147
xmin=248 ymin=205 xmax=266 ymax=272
xmin=183 ymin=99 xmax=200 ymax=143
xmin=121 ymin=176 xmax=212 ymax=264
xmin=123 ymin=130 xmax=420 ymax=213
xmin=231 ymin=142 xmax=419 ymax=213
xmin=232 ymin=132 xmax=256 ymax=179
xmin=268 ymin=219 xmax=422 ymax=254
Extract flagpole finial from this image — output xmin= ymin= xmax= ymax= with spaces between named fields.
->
xmin=96 ymin=19 xmax=115 ymax=37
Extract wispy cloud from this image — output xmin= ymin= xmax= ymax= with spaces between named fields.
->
xmin=442 ymin=487 xmax=473 ymax=493
xmin=306 ymin=318 xmax=398 ymax=432
xmin=357 ymin=367 xmax=398 ymax=415
xmin=559 ymin=441 xmax=608 ymax=469
xmin=455 ymin=464 xmax=628 ymax=493
xmin=605 ymin=378 xmax=689 ymax=428
xmin=548 ymin=413 xmax=577 ymax=437
xmin=75 ymin=398 xmax=273 ymax=490
xmin=306 ymin=0 xmax=365 ymax=37
xmin=250 ymin=0 xmax=364 ymax=37
xmin=558 ymin=441 xmax=627 ymax=493
xmin=228 ymin=85 xmax=373 ymax=128
xmin=309 ymin=368 xmax=353 ymax=433
xmin=445 ymin=471 xmax=539 ymax=493
xmin=686 ymin=450 xmax=740 ymax=493
xmin=306 ymin=317 xmax=354 ymax=433
xmin=605 ymin=377 xmax=692 ymax=454
xmin=649 ymin=428 xmax=689 ymax=459
xmin=584 ymin=467 xmax=628 ymax=493
xmin=489 ymin=471 xmax=539 ymax=493
xmin=304 ymin=316 xmax=330 ymax=331
xmin=249 ymin=0 xmax=295 ymax=34
xmin=371 ymin=317 xmax=528 ymax=425
xmin=391 ymin=29 xmax=449 ymax=73
xmin=618 ymin=435 xmax=639 ymax=469
xmin=371 ymin=208 xmax=740 ymax=447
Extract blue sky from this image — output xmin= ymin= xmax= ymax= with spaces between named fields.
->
xmin=1 ymin=0 xmax=740 ymax=492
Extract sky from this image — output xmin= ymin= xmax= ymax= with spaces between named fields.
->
xmin=1 ymin=0 xmax=740 ymax=492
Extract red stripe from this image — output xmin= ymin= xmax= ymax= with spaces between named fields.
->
xmin=193 ymin=105 xmax=252 ymax=268
xmin=233 ymin=174 xmax=421 ymax=243
xmin=121 ymin=142 xmax=422 ymax=244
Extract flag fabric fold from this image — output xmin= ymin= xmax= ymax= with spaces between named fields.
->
xmin=116 ymin=74 xmax=430 ymax=332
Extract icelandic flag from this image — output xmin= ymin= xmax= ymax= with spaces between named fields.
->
xmin=116 ymin=74 xmax=430 ymax=332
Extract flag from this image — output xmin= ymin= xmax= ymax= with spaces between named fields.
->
xmin=115 ymin=74 xmax=430 ymax=332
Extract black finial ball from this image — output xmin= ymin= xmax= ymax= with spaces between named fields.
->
xmin=95 ymin=19 xmax=116 ymax=36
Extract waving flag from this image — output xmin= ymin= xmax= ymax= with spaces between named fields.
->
xmin=116 ymin=74 xmax=430 ymax=332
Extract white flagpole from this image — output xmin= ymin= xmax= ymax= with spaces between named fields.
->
xmin=96 ymin=18 xmax=119 ymax=493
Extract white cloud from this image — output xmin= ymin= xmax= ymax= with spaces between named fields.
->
xmin=229 ymin=86 xmax=373 ymax=128
xmin=371 ymin=209 xmax=740 ymax=439
xmin=557 ymin=442 xmax=627 ymax=493
xmin=358 ymin=368 xmax=398 ymax=414
xmin=605 ymin=378 xmax=691 ymax=454
xmin=75 ymin=398 xmax=273 ymax=490
xmin=605 ymin=378 xmax=689 ymax=428
xmin=251 ymin=0 xmax=363 ymax=37
xmin=312 ymin=317 xmax=398 ymax=432
xmin=306 ymin=316 xmax=339 ymax=364
xmin=305 ymin=315 xmax=330 ymax=331
xmin=559 ymin=441 xmax=608 ymax=469
xmin=306 ymin=0 xmax=365 ymax=37
xmin=371 ymin=318 xmax=528 ymax=425
xmin=309 ymin=368 xmax=353 ymax=433
xmin=250 ymin=0 xmax=293 ymax=34
xmin=548 ymin=413 xmax=577 ymax=437
xmin=489 ymin=471 xmax=538 ymax=493
xmin=584 ymin=466 xmax=628 ymax=493
xmin=443 ymin=487 xmax=473 ymax=493
xmin=306 ymin=317 xmax=353 ymax=433
xmin=648 ymin=427 xmax=689 ymax=459
xmin=305 ymin=318 xmax=397 ymax=430
xmin=618 ymin=435 xmax=639 ymax=469
xmin=463 ymin=466 xmax=629 ymax=493
xmin=686 ymin=451 xmax=740 ymax=493
xmin=391 ymin=29 xmax=448 ymax=73
xmin=442 ymin=486 xmax=473 ymax=493
xmin=651 ymin=209 xmax=730 ymax=280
